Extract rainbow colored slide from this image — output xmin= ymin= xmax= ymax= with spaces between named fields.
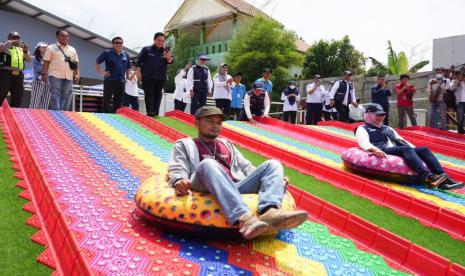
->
xmin=1 ymin=103 xmax=464 ymax=275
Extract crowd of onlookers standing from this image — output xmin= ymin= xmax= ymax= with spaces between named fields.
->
xmin=1 ymin=29 xmax=465 ymax=133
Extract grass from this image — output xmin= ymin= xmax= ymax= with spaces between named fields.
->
xmin=0 ymin=132 xmax=53 ymax=275
xmin=157 ymin=116 xmax=465 ymax=266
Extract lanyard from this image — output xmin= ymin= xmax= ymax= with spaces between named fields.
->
xmin=198 ymin=138 xmax=217 ymax=158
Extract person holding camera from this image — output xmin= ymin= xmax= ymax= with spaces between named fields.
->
xmin=450 ymin=70 xmax=465 ymax=134
xmin=42 ymin=30 xmax=79 ymax=110
xmin=427 ymin=67 xmax=450 ymax=130
xmin=395 ymin=74 xmax=417 ymax=128
xmin=136 ymin=32 xmax=174 ymax=117
xmin=371 ymin=74 xmax=392 ymax=125
xmin=0 ymin=31 xmax=32 ymax=107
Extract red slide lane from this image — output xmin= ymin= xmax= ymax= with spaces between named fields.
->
xmin=404 ymin=126 xmax=465 ymax=143
xmin=315 ymin=120 xmax=465 ymax=184
xmin=118 ymin=108 xmax=465 ymax=276
xmin=165 ymin=110 xmax=465 ymax=243
xmin=1 ymin=102 xmax=92 ymax=275
xmin=318 ymin=120 xmax=465 ymax=160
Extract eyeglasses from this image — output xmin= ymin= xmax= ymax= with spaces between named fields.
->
xmin=113 ymin=41 xmax=123 ymax=45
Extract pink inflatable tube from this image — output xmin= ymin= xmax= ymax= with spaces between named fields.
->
xmin=342 ymin=147 xmax=424 ymax=184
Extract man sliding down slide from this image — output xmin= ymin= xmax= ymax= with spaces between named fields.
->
xmin=167 ymin=106 xmax=308 ymax=239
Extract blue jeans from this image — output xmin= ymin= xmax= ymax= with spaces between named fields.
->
xmin=457 ymin=102 xmax=465 ymax=133
xmin=428 ymin=101 xmax=447 ymax=130
xmin=192 ymin=159 xmax=285 ymax=225
xmin=49 ymin=76 xmax=73 ymax=110
xmin=384 ymin=146 xmax=444 ymax=179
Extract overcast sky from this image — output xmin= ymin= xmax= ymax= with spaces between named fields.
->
xmin=26 ymin=0 xmax=465 ymax=70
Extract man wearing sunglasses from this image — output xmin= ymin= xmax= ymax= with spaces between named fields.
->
xmin=96 ymin=37 xmax=131 ymax=113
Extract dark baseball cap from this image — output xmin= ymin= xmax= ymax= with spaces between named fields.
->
xmin=195 ymin=106 xmax=228 ymax=120
xmin=365 ymin=103 xmax=386 ymax=115
xmin=263 ymin=68 xmax=273 ymax=73
xmin=343 ymin=71 xmax=352 ymax=76
xmin=197 ymin=54 xmax=210 ymax=60
xmin=8 ymin=31 xmax=20 ymax=38
xmin=253 ymin=82 xmax=265 ymax=90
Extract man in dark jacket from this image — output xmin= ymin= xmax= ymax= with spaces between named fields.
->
xmin=371 ymin=74 xmax=392 ymax=125
xmin=330 ymin=71 xmax=357 ymax=122
xmin=136 ymin=32 xmax=173 ymax=117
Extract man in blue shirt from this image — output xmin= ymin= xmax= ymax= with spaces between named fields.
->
xmin=136 ymin=32 xmax=174 ymax=117
xmin=256 ymin=68 xmax=273 ymax=94
xmin=96 ymin=36 xmax=130 ymax=113
xmin=230 ymin=72 xmax=246 ymax=119
xmin=371 ymin=74 xmax=392 ymax=125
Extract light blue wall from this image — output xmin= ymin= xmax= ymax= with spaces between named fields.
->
xmin=0 ymin=10 xmax=107 ymax=81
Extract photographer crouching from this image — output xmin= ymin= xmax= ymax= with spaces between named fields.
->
xmin=0 ymin=31 xmax=32 ymax=107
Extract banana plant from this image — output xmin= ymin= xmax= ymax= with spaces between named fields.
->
xmin=369 ymin=40 xmax=429 ymax=75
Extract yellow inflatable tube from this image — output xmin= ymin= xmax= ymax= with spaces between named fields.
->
xmin=135 ymin=177 xmax=297 ymax=234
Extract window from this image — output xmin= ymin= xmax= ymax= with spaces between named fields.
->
xmin=212 ymin=46 xmax=216 ymax=54
xmin=219 ymin=44 xmax=222 ymax=53
xmin=206 ymin=46 xmax=209 ymax=54
xmin=225 ymin=43 xmax=228 ymax=51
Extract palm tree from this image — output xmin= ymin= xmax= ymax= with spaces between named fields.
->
xmin=368 ymin=41 xmax=429 ymax=76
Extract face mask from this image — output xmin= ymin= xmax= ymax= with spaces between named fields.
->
xmin=436 ymin=74 xmax=443 ymax=79
xmin=289 ymin=85 xmax=296 ymax=89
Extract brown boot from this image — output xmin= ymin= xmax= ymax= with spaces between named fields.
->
xmin=238 ymin=213 xmax=272 ymax=240
xmin=259 ymin=208 xmax=308 ymax=231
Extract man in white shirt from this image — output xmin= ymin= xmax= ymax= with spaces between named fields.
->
xmin=330 ymin=71 xmax=357 ymax=122
xmin=450 ymin=70 xmax=465 ymax=134
xmin=305 ymin=75 xmax=325 ymax=125
xmin=239 ymin=82 xmax=270 ymax=124
xmin=427 ymin=67 xmax=450 ymax=130
xmin=355 ymin=103 xmax=463 ymax=190
xmin=187 ymin=54 xmax=213 ymax=115
xmin=42 ymin=30 xmax=79 ymax=110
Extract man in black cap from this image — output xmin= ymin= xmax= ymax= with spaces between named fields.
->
xmin=187 ymin=53 xmax=213 ymax=115
xmin=0 ymin=31 xmax=32 ymax=107
xmin=239 ymin=82 xmax=271 ymax=123
xmin=256 ymin=68 xmax=273 ymax=94
xmin=136 ymin=32 xmax=173 ymax=117
xmin=168 ymin=105 xmax=308 ymax=239
xmin=330 ymin=71 xmax=357 ymax=122
xmin=355 ymin=103 xmax=463 ymax=190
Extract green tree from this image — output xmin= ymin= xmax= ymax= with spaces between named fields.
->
xmin=302 ymin=35 xmax=366 ymax=79
xmin=164 ymin=33 xmax=198 ymax=94
xmin=225 ymin=16 xmax=303 ymax=102
xmin=366 ymin=40 xmax=429 ymax=76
